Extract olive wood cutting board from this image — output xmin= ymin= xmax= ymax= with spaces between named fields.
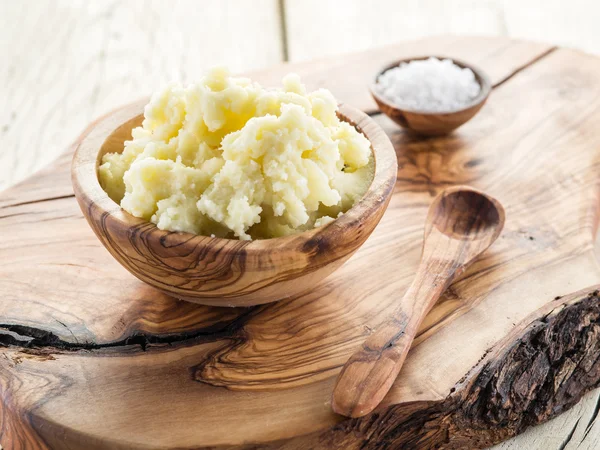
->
xmin=1 ymin=36 xmax=600 ymax=449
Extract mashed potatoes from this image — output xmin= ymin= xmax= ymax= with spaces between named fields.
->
xmin=99 ymin=68 xmax=373 ymax=240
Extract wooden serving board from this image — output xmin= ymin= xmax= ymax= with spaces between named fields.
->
xmin=1 ymin=36 xmax=600 ymax=449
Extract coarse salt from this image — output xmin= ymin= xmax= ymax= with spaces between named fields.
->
xmin=375 ymin=57 xmax=481 ymax=112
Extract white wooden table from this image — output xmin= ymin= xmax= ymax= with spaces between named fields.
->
xmin=1 ymin=1 xmax=599 ymax=448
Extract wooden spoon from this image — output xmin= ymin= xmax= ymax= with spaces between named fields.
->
xmin=331 ymin=185 xmax=505 ymax=418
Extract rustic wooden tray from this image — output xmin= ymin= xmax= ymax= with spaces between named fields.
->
xmin=1 ymin=36 xmax=600 ymax=449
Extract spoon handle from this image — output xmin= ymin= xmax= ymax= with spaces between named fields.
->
xmin=331 ymin=261 xmax=455 ymax=418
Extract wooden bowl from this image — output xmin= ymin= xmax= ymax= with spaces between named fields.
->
xmin=71 ymin=100 xmax=398 ymax=307
xmin=370 ymin=56 xmax=491 ymax=136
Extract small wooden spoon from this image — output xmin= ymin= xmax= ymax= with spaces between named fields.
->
xmin=331 ymin=185 xmax=505 ymax=418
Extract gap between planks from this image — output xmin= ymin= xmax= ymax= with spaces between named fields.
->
xmin=277 ymin=0 xmax=289 ymax=62
xmin=492 ymin=46 xmax=558 ymax=88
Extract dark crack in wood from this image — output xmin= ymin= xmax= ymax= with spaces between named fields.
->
xmin=580 ymin=392 xmax=600 ymax=443
xmin=557 ymin=416 xmax=581 ymax=450
xmin=0 ymin=305 xmax=262 ymax=353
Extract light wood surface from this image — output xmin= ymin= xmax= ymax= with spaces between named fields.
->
xmin=71 ymin=102 xmax=397 ymax=306
xmin=333 ymin=186 xmax=505 ymax=417
xmin=1 ymin=36 xmax=600 ymax=449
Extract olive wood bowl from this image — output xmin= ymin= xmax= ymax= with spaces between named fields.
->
xmin=370 ymin=56 xmax=492 ymax=136
xmin=71 ymin=100 xmax=398 ymax=307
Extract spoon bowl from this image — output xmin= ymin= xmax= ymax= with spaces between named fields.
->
xmin=332 ymin=186 xmax=505 ymax=418
xmin=430 ymin=187 xmax=503 ymax=241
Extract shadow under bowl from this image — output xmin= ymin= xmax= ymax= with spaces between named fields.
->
xmin=370 ymin=56 xmax=492 ymax=136
xmin=71 ymin=100 xmax=398 ymax=307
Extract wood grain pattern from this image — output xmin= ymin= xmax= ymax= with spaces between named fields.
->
xmin=1 ymin=37 xmax=600 ymax=449
xmin=0 ymin=374 xmax=50 ymax=450
xmin=71 ymin=103 xmax=397 ymax=306
xmin=371 ymin=57 xmax=492 ymax=136
xmin=333 ymin=186 xmax=505 ymax=417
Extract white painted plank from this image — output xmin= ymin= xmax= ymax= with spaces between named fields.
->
xmin=0 ymin=0 xmax=283 ymax=191
xmin=284 ymin=0 xmax=600 ymax=63
xmin=284 ymin=0 xmax=506 ymax=62
xmin=502 ymin=0 xmax=600 ymax=55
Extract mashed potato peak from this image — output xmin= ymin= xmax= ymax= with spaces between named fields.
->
xmin=99 ymin=68 xmax=374 ymax=240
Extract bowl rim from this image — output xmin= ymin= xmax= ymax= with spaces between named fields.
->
xmin=369 ymin=55 xmax=492 ymax=116
xmin=71 ymin=99 xmax=398 ymax=258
